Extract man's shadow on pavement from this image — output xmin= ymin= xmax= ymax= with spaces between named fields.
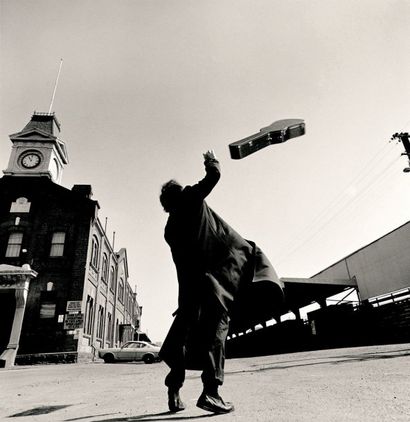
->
xmin=91 ymin=411 xmax=218 ymax=422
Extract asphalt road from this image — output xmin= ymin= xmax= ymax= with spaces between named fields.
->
xmin=1 ymin=343 xmax=409 ymax=422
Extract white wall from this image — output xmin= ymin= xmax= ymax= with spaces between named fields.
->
xmin=313 ymin=222 xmax=410 ymax=301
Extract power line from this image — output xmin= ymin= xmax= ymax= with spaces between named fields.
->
xmin=274 ymin=117 xmax=410 ymax=266
xmin=278 ymin=141 xmax=396 ymax=256
xmin=338 ymin=159 xmax=401 ymax=227
xmin=276 ymin=140 xmax=399 ymax=262
xmin=276 ymin=152 xmax=401 ymax=265
xmin=278 ymin=153 xmax=400 ymax=264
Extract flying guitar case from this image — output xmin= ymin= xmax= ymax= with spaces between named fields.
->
xmin=229 ymin=118 xmax=305 ymax=159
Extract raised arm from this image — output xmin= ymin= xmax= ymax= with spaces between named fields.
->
xmin=188 ymin=150 xmax=221 ymax=200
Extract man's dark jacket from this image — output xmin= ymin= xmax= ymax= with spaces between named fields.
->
xmin=160 ymin=159 xmax=283 ymax=369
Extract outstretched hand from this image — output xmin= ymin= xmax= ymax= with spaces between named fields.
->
xmin=203 ymin=150 xmax=217 ymax=161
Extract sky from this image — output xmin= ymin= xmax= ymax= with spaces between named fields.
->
xmin=1 ymin=0 xmax=410 ymax=341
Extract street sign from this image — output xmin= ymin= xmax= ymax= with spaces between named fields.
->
xmin=66 ymin=300 xmax=82 ymax=313
xmin=64 ymin=313 xmax=84 ymax=330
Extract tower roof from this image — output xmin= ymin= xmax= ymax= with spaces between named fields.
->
xmin=22 ymin=112 xmax=61 ymax=135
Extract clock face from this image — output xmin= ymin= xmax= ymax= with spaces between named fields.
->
xmin=20 ymin=152 xmax=42 ymax=169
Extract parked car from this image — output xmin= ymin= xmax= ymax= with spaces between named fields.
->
xmin=98 ymin=341 xmax=161 ymax=364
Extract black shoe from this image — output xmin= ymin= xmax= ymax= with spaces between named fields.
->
xmin=196 ymin=393 xmax=234 ymax=414
xmin=168 ymin=390 xmax=185 ymax=413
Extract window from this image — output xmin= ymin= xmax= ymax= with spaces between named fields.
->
xmin=101 ymin=253 xmax=108 ymax=282
xmin=50 ymin=232 xmax=65 ymax=257
xmin=110 ymin=266 xmax=116 ymax=291
xmin=6 ymin=232 xmax=23 ymax=257
xmin=128 ymin=291 xmax=133 ymax=312
xmin=84 ymin=295 xmax=94 ymax=335
xmin=107 ymin=312 xmax=112 ymax=343
xmin=127 ymin=342 xmax=145 ymax=349
xmin=91 ymin=236 xmax=99 ymax=268
xmin=118 ymin=278 xmax=125 ymax=303
xmin=97 ymin=305 xmax=105 ymax=339
xmin=115 ymin=319 xmax=119 ymax=343
xmin=39 ymin=292 xmax=57 ymax=319
xmin=129 ymin=293 xmax=134 ymax=312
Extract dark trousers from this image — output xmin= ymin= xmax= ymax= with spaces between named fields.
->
xmin=162 ymin=299 xmax=229 ymax=392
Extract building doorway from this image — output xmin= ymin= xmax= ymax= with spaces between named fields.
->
xmin=0 ymin=290 xmax=16 ymax=354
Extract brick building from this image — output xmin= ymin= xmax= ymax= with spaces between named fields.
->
xmin=0 ymin=112 xmax=141 ymax=366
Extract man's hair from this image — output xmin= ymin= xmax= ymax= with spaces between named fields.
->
xmin=160 ymin=180 xmax=183 ymax=212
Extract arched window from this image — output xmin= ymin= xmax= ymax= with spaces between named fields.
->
xmin=97 ymin=305 xmax=105 ymax=339
xmin=101 ymin=253 xmax=108 ymax=282
xmin=107 ymin=312 xmax=112 ymax=343
xmin=110 ymin=266 xmax=116 ymax=291
xmin=6 ymin=232 xmax=23 ymax=257
xmin=50 ymin=232 xmax=65 ymax=256
xmin=84 ymin=295 xmax=94 ymax=336
xmin=118 ymin=278 xmax=125 ymax=303
xmin=91 ymin=236 xmax=99 ymax=268
xmin=115 ymin=319 xmax=119 ymax=344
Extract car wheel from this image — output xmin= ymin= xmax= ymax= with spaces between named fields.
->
xmin=143 ymin=354 xmax=154 ymax=364
xmin=103 ymin=354 xmax=115 ymax=363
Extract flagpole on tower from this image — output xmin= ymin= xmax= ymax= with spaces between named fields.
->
xmin=48 ymin=58 xmax=63 ymax=113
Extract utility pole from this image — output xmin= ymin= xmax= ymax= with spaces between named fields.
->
xmin=391 ymin=132 xmax=410 ymax=173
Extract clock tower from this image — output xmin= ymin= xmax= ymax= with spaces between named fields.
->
xmin=3 ymin=112 xmax=69 ymax=184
